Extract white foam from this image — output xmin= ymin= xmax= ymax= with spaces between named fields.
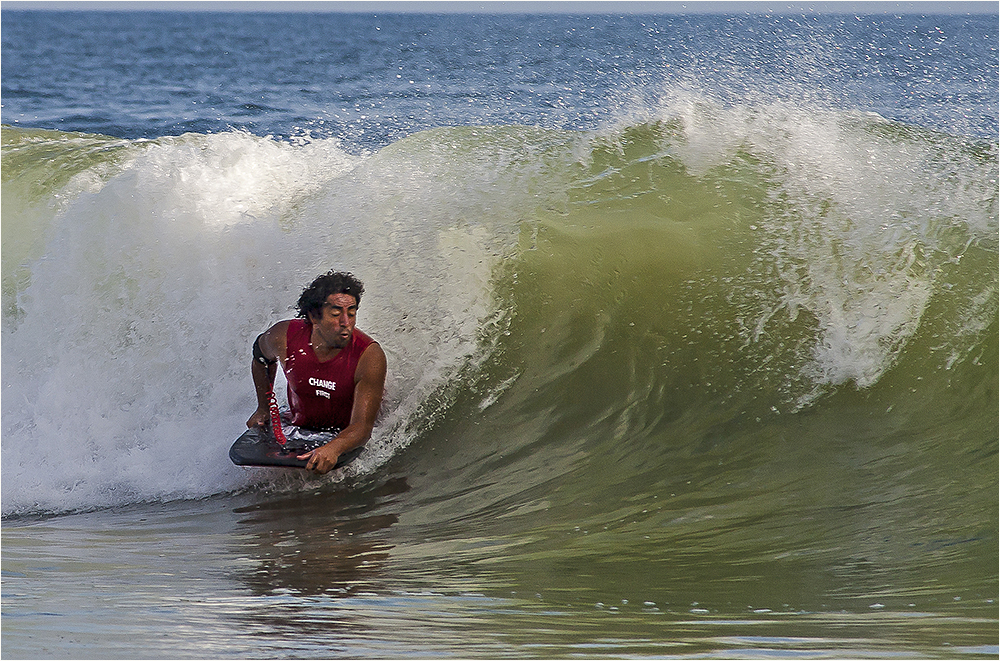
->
xmin=651 ymin=96 xmax=997 ymax=393
xmin=1 ymin=130 xmax=516 ymax=515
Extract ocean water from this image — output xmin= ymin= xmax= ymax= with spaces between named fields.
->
xmin=2 ymin=8 xmax=997 ymax=658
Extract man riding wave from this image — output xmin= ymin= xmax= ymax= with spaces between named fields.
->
xmin=248 ymin=271 xmax=387 ymax=474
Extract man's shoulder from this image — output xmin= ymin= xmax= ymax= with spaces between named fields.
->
xmin=353 ymin=328 xmax=377 ymax=346
xmin=262 ymin=319 xmax=301 ymax=354
xmin=355 ymin=331 xmax=387 ymax=380
xmin=354 ymin=329 xmax=383 ymax=360
xmin=266 ymin=318 xmax=299 ymax=331
xmin=273 ymin=318 xmax=311 ymax=337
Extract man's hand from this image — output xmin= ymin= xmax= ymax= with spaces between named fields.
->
xmin=247 ymin=406 xmax=270 ymax=429
xmin=298 ymin=442 xmax=342 ymax=474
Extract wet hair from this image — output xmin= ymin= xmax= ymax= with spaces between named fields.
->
xmin=296 ymin=271 xmax=365 ymax=320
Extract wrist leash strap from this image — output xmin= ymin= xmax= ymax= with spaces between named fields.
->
xmin=267 ymin=389 xmax=288 ymax=446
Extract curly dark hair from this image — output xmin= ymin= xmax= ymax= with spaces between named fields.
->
xmin=296 ymin=271 xmax=365 ymax=320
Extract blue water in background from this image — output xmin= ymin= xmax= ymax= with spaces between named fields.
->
xmin=3 ymin=10 xmax=997 ymax=147
xmin=2 ymin=8 xmax=998 ymax=659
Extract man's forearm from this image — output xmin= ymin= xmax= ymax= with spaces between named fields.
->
xmin=251 ymin=360 xmax=277 ymax=407
xmin=327 ymin=422 xmax=372 ymax=454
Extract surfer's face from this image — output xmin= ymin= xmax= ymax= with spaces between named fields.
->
xmin=311 ymin=293 xmax=358 ymax=349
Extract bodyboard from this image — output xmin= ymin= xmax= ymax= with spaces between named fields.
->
xmin=229 ymin=426 xmax=363 ymax=469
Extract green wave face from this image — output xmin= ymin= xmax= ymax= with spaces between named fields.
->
xmin=386 ymin=112 xmax=997 ymax=612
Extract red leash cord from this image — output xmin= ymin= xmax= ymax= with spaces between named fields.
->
xmin=267 ymin=390 xmax=288 ymax=446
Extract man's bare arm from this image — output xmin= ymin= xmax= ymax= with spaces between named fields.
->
xmin=247 ymin=322 xmax=290 ymax=429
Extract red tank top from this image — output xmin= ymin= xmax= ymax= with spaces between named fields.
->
xmin=284 ymin=319 xmax=376 ymax=430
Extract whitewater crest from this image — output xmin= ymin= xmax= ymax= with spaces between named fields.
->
xmin=647 ymin=99 xmax=997 ymax=396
